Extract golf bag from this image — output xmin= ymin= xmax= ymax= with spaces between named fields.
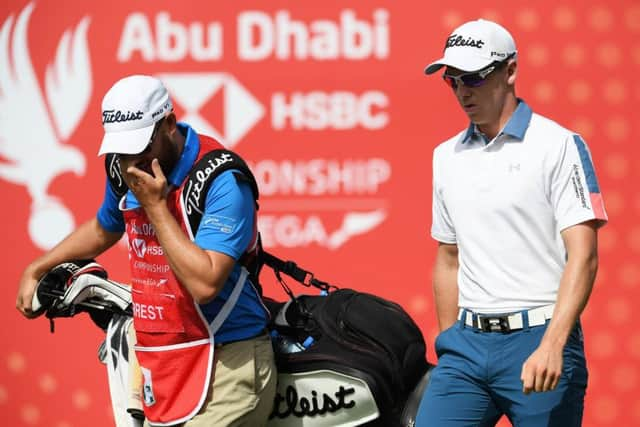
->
xmin=266 ymin=289 xmax=429 ymax=426
xmin=32 ymin=256 xmax=433 ymax=427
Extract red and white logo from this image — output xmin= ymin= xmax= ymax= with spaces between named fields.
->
xmin=131 ymin=238 xmax=147 ymax=258
xmin=0 ymin=2 xmax=92 ymax=249
xmin=158 ymin=72 xmax=264 ymax=149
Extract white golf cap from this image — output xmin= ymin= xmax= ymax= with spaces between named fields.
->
xmin=98 ymin=75 xmax=173 ymax=155
xmin=424 ymin=19 xmax=517 ymax=75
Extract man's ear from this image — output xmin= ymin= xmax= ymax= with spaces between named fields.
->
xmin=165 ymin=112 xmax=178 ymax=135
xmin=507 ymin=61 xmax=517 ymax=85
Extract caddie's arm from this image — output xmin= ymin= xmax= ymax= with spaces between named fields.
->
xmin=17 ymin=217 xmax=123 ymax=317
xmin=126 ymin=160 xmax=235 ymax=304
xmin=520 ymin=220 xmax=599 ymax=394
xmin=433 ymin=242 xmax=460 ymax=332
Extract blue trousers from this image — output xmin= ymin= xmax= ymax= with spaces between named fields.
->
xmin=416 ymin=315 xmax=587 ymax=426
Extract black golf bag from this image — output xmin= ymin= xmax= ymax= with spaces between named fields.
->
xmin=265 ymin=288 xmax=430 ymax=426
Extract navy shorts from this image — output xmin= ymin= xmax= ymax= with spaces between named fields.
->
xmin=416 ymin=313 xmax=587 ymax=426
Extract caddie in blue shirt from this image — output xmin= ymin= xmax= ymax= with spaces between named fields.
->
xmin=17 ymin=75 xmax=276 ymax=427
xmin=416 ymin=19 xmax=608 ymax=426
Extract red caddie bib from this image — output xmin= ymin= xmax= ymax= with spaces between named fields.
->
xmin=122 ymin=136 xmax=243 ymax=426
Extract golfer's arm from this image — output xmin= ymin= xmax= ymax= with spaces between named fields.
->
xmin=433 ymin=242 xmax=459 ymax=331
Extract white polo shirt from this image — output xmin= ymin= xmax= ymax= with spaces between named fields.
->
xmin=431 ymin=100 xmax=608 ymax=313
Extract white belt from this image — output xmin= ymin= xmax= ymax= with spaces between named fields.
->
xmin=458 ymin=304 xmax=555 ymax=332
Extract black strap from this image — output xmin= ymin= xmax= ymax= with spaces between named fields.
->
xmin=105 ymin=153 xmax=128 ymax=198
xmin=259 ymin=251 xmax=336 ymax=333
xmin=181 ymin=149 xmax=259 ymax=237
xmin=261 ymin=251 xmax=336 ymax=293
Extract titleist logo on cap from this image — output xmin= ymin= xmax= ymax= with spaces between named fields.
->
xmin=445 ymin=34 xmax=485 ymax=49
xmin=102 ymin=109 xmax=144 ymax=124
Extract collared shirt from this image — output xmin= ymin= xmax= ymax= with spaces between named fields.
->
xmin=97 ymin=123 xmax=267 ymax=343
xmin=431 ymin=100 xmax=608 ymax=313
xmin=461 ymin=100 xmax=531 ymax=145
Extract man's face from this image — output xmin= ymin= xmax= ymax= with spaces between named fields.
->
xmin=444 ymin=60 xmax=514 ymax=128
xmin=118 ymin=118 xmax=180 ymax=182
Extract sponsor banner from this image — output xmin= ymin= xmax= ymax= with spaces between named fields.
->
xmin=0 ymin=2 xmax=636 ymax=427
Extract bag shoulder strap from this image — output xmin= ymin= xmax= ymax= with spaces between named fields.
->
xmin=181 ymin=149 xmax=259 ymax=236
xmin=105 ymin=154 xmax=128 ymax=198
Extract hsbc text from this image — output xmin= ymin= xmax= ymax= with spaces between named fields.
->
xmin=145 ymin=245 xmax=165 ymax=256
xmin=272 ymin=91 xmax=388 ymax=130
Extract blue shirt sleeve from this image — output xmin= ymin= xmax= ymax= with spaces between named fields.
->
xmin=96 ymin=180 xmax=125 ymax=233
xmin=194 ymin=170 xmax=256 ymax=259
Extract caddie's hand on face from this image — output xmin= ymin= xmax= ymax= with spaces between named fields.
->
xmin=520 ymin=343 xmax=563 ymax=395
xmin=124 ymin=158 xmax=168 ymax=208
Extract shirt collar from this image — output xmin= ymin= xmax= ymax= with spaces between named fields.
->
xmin=502 ymin=100 xmax=532 ymax=140
xmin=461 ymin=99 xmax=532 ymax=144
xmin=168 ymin=122 xmax=199 ymax=186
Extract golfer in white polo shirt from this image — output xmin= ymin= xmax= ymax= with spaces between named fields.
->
xmin=416 ymin=19 xmax=608 ymax=426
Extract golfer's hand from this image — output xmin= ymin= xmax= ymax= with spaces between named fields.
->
xmin=521 ymin=343 xmax=563 ymax=394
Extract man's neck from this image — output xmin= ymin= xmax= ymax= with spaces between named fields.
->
xmin=477 ymin=95 xmax=518 ymax=140
xmin=175 ymin=125 xmax=187 ymax=156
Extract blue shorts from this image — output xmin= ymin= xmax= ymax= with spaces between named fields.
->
xmin=416 ymin=312 xmax=587 ymax=427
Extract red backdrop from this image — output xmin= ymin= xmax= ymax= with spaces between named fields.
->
xmin=1 ymin=1 xmax=638 ymax=426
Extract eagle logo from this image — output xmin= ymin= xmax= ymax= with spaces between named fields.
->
xmin=0 ymin=2 xmax=92 ymax=249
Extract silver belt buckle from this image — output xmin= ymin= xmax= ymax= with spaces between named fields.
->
xmin=479 ymin=315 xmax=511 ymax=332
